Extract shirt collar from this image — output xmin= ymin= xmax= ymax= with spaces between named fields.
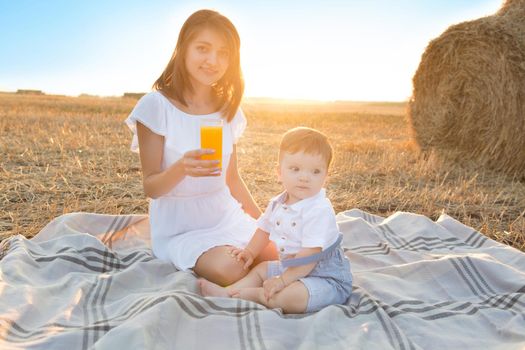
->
xmin=270 ymin=188 xmax=326 ymax=212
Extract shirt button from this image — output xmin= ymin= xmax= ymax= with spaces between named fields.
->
xmin=280 ymin=247 xmax=285 ymax=252
xmin=281 ymin=236 xmax=286 ymax=240
xmin=276 ymin=221 xmax=280 ymax=226
xmin=283 ymin=206 xmax=287 ymax=210
xmin=291 ymin=222 xmax=296 ymax=227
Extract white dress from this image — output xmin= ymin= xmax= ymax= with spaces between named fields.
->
xmin=125 ymin=91 xmax=256 ymax=270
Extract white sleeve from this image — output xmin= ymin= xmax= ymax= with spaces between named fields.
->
xmin=301 ymin=205 xmax=339 ymax=249
xmin=124 ymin=92 xmax=167 ymax=153
xmin=256 ymin=202 xmax=274 ymax=233
xmin=229 ymin=108 xmax=247 ymax=143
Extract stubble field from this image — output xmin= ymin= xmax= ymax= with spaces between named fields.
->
xmin=1 ymin=92 xmax=524 ymax=251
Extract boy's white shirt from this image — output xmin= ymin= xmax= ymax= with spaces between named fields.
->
xmin=257 ymin=188 xmax=340 ymax=256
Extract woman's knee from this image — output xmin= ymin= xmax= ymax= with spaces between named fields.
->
xmin=213 ymin=260 xmax=248 ymax=286
xmin=194 ymin=252 xmax=248 ymax=286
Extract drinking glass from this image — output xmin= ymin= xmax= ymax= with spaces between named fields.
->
xmin=200 ymin=118 xmax=223 ymax=168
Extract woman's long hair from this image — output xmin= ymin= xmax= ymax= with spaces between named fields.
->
xmin=153 ymin=9 xmax=244 ymax=122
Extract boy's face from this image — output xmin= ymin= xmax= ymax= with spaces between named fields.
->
xmin=277 ymin=151 xmax=328 ymax=205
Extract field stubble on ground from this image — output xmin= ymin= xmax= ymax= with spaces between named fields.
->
xmin=1 ymin=93 xmax=524 ymax=251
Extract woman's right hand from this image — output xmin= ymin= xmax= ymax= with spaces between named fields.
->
xmin=181 ymin=149 xmax=221 ymax=177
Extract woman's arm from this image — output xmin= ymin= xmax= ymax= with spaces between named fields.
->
xmin=137 ymin=122 xmax=220 ymax=199
xmin=226 ymin=145 xmax=261 ymax=219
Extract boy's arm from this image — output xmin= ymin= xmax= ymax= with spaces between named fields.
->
xmin=279 ymin=247 xmax=322 ymax=285
xmin=233 ymin=228 xmax=270 ymax=269
xmin=263 ymin=247 xmax=322 ymax=300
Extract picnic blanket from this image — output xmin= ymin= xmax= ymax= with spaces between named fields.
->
xmin=1 ymin=209 xmax=524 ymax=349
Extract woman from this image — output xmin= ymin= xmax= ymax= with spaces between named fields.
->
xmin=125 ymin=9 xmax=277 ymax=286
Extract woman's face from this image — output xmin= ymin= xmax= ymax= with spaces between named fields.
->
xmin=185 ymin=27 xmax=230 ymax=89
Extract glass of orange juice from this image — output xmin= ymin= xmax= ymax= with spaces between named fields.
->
xmin=200 ymin=118 xmax=223 ymax=168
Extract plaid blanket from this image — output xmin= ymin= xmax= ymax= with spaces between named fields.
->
xmin=1 ymin=210 xmax=524 ymax=349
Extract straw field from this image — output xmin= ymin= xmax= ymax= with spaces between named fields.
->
xmin=1 ymin=92 xmax=524 ymax=251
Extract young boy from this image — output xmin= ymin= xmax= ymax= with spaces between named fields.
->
xmin=199 ymin=127 xmax=352 ymax=313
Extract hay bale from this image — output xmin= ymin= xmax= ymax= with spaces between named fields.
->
xmin=16 ymin=89 xmax=44 ymax=95
xmin=408 ymin=0 xmax=525 ymax=175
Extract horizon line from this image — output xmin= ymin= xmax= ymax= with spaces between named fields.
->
xmin=0 ymin=89 xmax=408 ymax=104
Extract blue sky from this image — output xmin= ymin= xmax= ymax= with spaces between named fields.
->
xmin=0 ymin=0 xmax=502 ymax=101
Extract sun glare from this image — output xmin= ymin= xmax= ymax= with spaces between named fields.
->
xmin=0 ymin=1 xmax=505 ymax=101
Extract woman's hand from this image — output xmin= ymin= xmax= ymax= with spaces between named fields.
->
xmin=229 ymin=247 xmax=254 ymax=270
xmin=181 ymin=149 xmax=221 ymax=177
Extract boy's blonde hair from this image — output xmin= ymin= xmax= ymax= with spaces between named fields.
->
xmin=278 ymin=127 xmax=333 ymax=168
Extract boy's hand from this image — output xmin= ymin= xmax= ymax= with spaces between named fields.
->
xmin=262 ymin=275 xmax=286 ymax=301
xmin=229 ymin=247 xmax=254 ymax=270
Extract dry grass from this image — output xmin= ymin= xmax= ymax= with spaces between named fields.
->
xmin=1 ymin=92 xmax=524 ymax=251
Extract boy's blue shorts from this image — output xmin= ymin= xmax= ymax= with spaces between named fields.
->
xmin=267 ymin=247 xmax=352 ymax=313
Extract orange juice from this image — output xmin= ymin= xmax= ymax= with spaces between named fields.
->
xmin=200 ymin=124 xmax=222 ymax=168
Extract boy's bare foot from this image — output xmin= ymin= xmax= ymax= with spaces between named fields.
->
xmin=198 ymin=278 xmax=230 ymax=297
xmin=231 ymin=287 xmax=265 ymax=304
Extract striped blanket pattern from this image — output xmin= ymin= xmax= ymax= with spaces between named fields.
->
xmin=0 ymin=209 xmax=524 ymax=349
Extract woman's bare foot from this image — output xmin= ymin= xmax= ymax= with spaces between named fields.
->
xmin=198 ymin=278 xmax=231 ymax=297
